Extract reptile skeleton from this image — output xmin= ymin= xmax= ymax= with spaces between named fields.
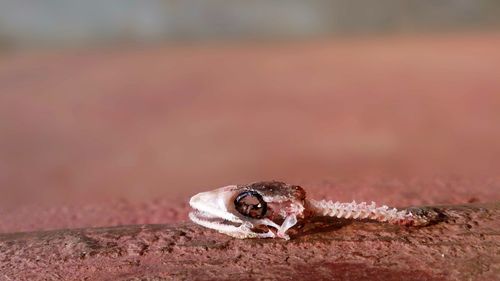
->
xmin=189 ymin=181 xmax=432 ymax=240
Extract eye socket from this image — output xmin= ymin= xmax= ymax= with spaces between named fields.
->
xmin=234 ymin=191 xmax=267 ymax=219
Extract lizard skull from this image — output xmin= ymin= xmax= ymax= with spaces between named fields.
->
xmin=189 ymin=181 xmax=308 ymax=239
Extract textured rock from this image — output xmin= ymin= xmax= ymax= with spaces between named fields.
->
xmin=1 ymin=203 xmax=498 ymax=280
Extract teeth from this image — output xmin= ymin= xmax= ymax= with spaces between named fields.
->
xmin=191 ymin=209 xmax=220 ymax=219
xmin=194 ymin=210 xmax=211 ymax=218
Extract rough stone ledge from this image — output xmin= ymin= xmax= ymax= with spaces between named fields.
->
xmin=1 ymin=203 xmax=499 ymax=281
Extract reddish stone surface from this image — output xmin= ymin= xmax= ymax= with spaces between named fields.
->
xmin=1 ymin=203 xmax=498 ymax=280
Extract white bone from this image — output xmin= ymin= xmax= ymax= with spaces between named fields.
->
xmin=277 ymin=215 xmax=297 ymax=240
xmin=307 ymin=199 xmax=416 ymax=225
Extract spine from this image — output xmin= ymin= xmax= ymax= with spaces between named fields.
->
xmin=307 ymin=199 xmax=428 ymax=226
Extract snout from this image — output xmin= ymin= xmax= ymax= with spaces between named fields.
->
xmin=188 ymin=185 xmax=242 ymax=222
